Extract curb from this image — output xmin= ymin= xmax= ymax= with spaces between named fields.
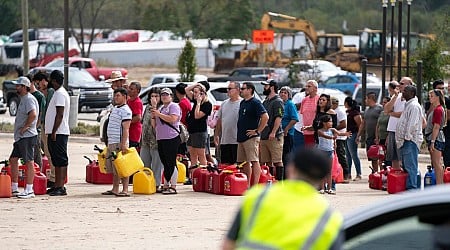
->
xmin=0 ymin=132 xmax=102 ymax=144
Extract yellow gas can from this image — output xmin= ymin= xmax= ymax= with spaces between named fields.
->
xmin=176 ymin=160 xmax=186 ymax=183
xmin=114 ymin=147 xmax=144 ymax=178
xmin=133 ymin=168 xmax=156 ymax=194
xmin=97 ymin=147 xmax=107 ymax=174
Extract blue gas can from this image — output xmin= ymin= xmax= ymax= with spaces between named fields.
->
xmin=424 ymin=165 xmax=436 ymax=188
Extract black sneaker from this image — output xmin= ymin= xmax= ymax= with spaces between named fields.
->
xmin=184 ymin=179 xmax=193 ymax=185
xmin=47 ymin=181 xmax=55 ymax=188
xmin=46 ymin=187 xmax=56 ymax=194
xmin=49 ymin=187 xmax=67 ymax=196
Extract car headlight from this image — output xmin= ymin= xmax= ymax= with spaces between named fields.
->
xmin=72 ymin=88 xmax=81 ymax=96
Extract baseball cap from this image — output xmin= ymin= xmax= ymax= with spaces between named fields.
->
xmin=13 ymin=76 xmax=31 ymax=87
xmin=331 ymin=96 xmax=339 ymax=104
xmin=262 ymin=79 xmax=277 ymax=87
xmin=161 ymin=88 xmax=173 ymax=95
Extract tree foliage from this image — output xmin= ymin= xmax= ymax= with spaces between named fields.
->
xmin=177 ymin=40 xmax=197 ymax=82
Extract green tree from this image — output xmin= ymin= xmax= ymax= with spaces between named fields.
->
xmin=178 ymin=40 xmax=197 ymax=82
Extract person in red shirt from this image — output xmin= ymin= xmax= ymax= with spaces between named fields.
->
xmin=176 ymin=83 xmax=191 ymax=126
xmin=127 ymin=81 xmax=143 ymax=149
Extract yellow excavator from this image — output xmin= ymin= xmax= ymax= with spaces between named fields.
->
xmin=235 ymin=12 xmax=362 ymax=72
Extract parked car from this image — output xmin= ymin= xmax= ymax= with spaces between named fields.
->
xmin=45 ymin=57 xmax=128 ymax=81
xmin=0 ymin=90 xmax=7 ymax=114
xmin=293 ymin=88 xmax=348 ymax=108
xmin=344 ymin=185 xmax=450 ymax=249
xmin=291 ymin=59 xmax=347 ymax=84
xmin=228 ymin=67 xmax=275 ymax=80
xmin=28 ymin=67 xmax=113 ymax=113
xmin=352 ymin=83 xmax=388 ymax=107
xmin=148 ymin=73 xmax=208 ymax=86
xmin=321 ymin=73 xmax=381 ymax=96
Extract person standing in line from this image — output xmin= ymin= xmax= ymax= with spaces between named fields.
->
xmin=105 ymin=71 xmax=128 ymax=91
xmin=140 ymin=87 xmax=164 ymax=193
xmin=260 ymin=79 xmax=284 ymax=180
xmin=222 ymin=147 xmax=343 ymax=250
xmin=184 ymin=82 xmax=212 ymax=167
xmin=425 ymin=89 xmax=446 ymax=184
xmin=358 ymin=92 xmax=383 ymax=172
xmin=28 ymin=74 xmax=45 ymax=169
xmin=34 ymin=71 xmax=56 ymax=188
xmin=331 ymin=97 xmax=350 ymax=183
xmin=300 ymin=80 xmax=319 ymax=146
xmin=103 ymin=88 xmax=132 ymax=197
xmin=384 ymin=77 xmax=413 ymax=170
xmin=237 ymin=82 xmax=268 ymax=187
xmin=396 ymin=85 xmax=423 ymax=190
xmin=214 ymin=81 xmax=242 ymax=165
xmin=291 ymin=88 xmax=306 ymax=151
xmin=375 ymin=96 xmax=391 ymax=169
xmin=279 ymin=86 xmax=299 ymax=178
xmin=127 ymin=81 xmax=143 ymax=149
xmin=344 ymin=97 xmax=362 ymax=181
xmin=45 ymin=70 xmax=70 ymax=196
xmin=152 ymin=88 xmax=181 ymax=195
xmin=175 ymin=83 xmax=192 ymax=184
xmin=9 ymin=77 xmax=39 ymax=199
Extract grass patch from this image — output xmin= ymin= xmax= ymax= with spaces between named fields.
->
xmin=0 ymin=122 xmax=99 ymax=136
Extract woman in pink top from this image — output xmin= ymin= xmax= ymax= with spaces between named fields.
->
xmin=151 ymin=88 xmax=181 ymax=194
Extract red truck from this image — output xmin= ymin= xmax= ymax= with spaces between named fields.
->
xmin=45 ymin=57 xmax=128 ymax=81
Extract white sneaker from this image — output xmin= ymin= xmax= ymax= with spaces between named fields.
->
xmin=17 ymin=191 xmax=35 ymax=199
xmin=12 ymin=190 xmax=20 ymax=197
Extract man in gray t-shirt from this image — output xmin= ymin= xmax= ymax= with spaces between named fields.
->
xmin=9 ymin=77 xmax=39 ymax=199
xmin=214 ymin=81 xmax=242 ymax=164
xmin=358 ymin=92 xmax=383 ymax=171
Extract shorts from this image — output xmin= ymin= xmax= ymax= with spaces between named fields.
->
xmin=105 ymin=143 xmax=120 ymax=175
xmin=237 ymin=137 xmax=260 ymax=163
xmin=10 ymin=136 xmax=38 ymax=162
xmin=386 ymin=132 xmax=400 ymax=161
xmin=48 ymin=134 xmax=69 ymax=167
xmin=220 ymin=144 xmax=238 ymax=164
xmin=187 ymin=132 xmax=208 ymax=148
xmin=259 ymin=136 xmax=284 ymax=163
xmin=427 ymin=140 xmax=445 ymax=152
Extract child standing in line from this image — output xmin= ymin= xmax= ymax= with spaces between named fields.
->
xmin=317 ymin=115 xmax=351 ymax=195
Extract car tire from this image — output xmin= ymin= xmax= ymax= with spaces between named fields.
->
xmin=0 ymin=110 xmax=6 ymax=114
xmin=8 ymin=96 xmax=19 ymax=116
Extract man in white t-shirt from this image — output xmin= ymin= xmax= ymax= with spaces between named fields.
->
xmin=331 ymin=97 xmax=349 ymax=183
xmin=384 ymin=77 xmax=412 ymax=170
xmin=292 ymin=89 xmax=305 ymax=151
xmin=45 ymin=70 xmax=70 ymax=196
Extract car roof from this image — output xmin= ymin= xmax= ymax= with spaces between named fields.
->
xmin=344 ymin=185 xmax=450 ymax=231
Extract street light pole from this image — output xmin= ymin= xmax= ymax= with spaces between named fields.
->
xmin=406 ymin=0 xmax=412 ymax=76
xmin=64 ymin=0 xmax=69 ymax=90
xmin=21 ymin=0 xmax=29 ymax=74
xmin=397 ymin=0 xmax=403 ymax=81
xmin=390 ymin=0 xmax=396 ymax=81
xmin=382 ymin=0 xmax=388 ymax=100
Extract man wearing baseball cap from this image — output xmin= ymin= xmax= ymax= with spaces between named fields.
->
xmin=9 ymin=76 xmax=39 ymax=198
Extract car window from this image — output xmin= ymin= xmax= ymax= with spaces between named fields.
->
xmin=230 ymin=69 xmax=251 ymax=77
xmin=69 ymin=69 xmax=97 ymax=83
xmin=152 ymin=77 xmax=164 ymax=85
xmin=253 ymin=69 xmax=264 ymax=76
xmin=340 ymin=76 xmax=353 ymax=83
xmin=325 ymin=77 xmax=339 ymax=84
xmin=46 ymin=59 xmax=64 ymax=67
xmin=166 ymin=78 xmax=175 ymax=83
xmin=210 ymin=88 xmax=229 ymax=102
xmin=344 ymin=216 xmax=433 ymax=250
xmin=84 ymin=61 xmax=92 ymax=69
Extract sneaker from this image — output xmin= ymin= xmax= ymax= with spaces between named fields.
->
xmin=327 ymin=189 xmax=336 ymax=195
xmin=17 ymin=191 xmax=35 ymax=199
xmin=319 ymin=189 xmax=325 ymax=194
xmin=353 ymin=175 xmax=362 ymax=181
xmin=184 ymin=179 xmax=193 ymax=185
xmin=49 ymin=187 xmax=67 ymax=196
xmin=46 ymin=187 xmax=56 ymax=194
xmin=47 ymin=181 xmax=55 ymax=188
xmin=12 ymin=190 xmax=20 ymax=197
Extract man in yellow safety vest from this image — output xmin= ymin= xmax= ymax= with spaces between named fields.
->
xmin=222 ymin=147 xmax=344 ymax=250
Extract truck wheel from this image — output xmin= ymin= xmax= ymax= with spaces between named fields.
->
xmin=8 ymin=96 xmax=19 ymax=116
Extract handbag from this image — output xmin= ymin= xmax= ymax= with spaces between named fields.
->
xmin=161 ymin=119 xmax=189 ymax=143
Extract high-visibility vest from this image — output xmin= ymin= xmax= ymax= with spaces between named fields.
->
xmin=237 ymin=181 xmax=343 ymax=250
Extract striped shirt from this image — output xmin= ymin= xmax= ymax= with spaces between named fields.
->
xmin=301 ymin=95 xmax=319 ymax=135
xmin=107 ymin=104 xmax=132 ymax=145
xmin=395 ymin=97 xmax=423 ymax=149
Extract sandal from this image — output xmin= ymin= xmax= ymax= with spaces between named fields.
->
xmin=162 ymin=187 xmax=177 ymax=195
xmin=156 ymin=186 xmax=163 ymax=193
xmin=115 ymin=192 xmax=130 ymax=197
xmin=101 ymin=190 xmax=115 ymax=195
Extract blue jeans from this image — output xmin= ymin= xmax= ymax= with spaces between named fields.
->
xmin=346 ymin=133 xmax=361 ymax=176
xmin=293 ymin=130 xmax=304 ymax=152
xmin=400 ymin=140 xmax=419 ymax=190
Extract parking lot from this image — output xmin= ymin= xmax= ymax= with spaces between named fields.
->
xmin=0 ymin=129 xmax=435 ymax=249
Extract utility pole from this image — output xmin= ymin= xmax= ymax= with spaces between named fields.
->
xmin=64 ymin=0 xmax=69 ymax=90
xmin=21 ymin=0 xmax=29 ymax=74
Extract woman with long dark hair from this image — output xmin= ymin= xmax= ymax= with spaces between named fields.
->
xmin=344 ymin=97 xmax=362 ymax=181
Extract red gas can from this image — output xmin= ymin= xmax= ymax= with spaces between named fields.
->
xmin=212 ymin=170 xmax=228 ymax=195
xmin=224 ymin=172 xmax=248 ymax=196
xmin=369 ymin=171 xmax=382 ymax=190
xmin=257 ymin=165 xmax=275 ymax=185
xmin=444 ymin=167 xmax=450 ymax=183
xmin=42 ymin=155 xmax=50 ymax=173
xmin=33 ymin=171 xmax=47 ymax=195
xmin=387 ymin=169 xmax=408 ymax=194
xmin=206 ymin=170 xmax=218 ymax=193
xmin=84 ymin=156 xmax=113 ymax=184
xmin=192 ymin=167 xmax=209 ymax=192
xmin=0 ymin=170 xmax=12 ymax=198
